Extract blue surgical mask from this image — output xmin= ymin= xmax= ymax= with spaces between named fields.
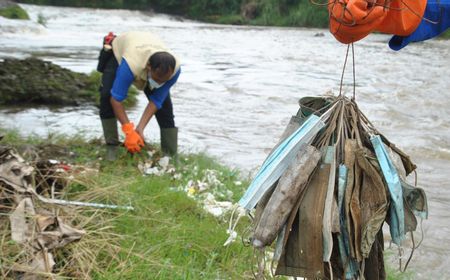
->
xmin=148 ymin=76 xmax=164 ymax=89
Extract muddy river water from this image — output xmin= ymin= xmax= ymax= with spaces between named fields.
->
xmin=1 ymin=4 xmax=449 ymax=278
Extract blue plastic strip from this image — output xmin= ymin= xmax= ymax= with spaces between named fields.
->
xmin=371 ymin=135 xmax=405 ymax=245
xmin=238 ymin=115 xmax=325 ymax=210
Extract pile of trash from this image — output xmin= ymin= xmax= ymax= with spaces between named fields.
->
xmin=238 ymin=96 xmax=428 ymax=279
xmin=0 ymin=143 xmax=85 ymax=278
xmin=138 ymin=152 xmax=237 ymax=218
xmin=0 ymin=140 xmax=124 ymax=279
xmin=138 ymin=152 xmax=174 ymax=177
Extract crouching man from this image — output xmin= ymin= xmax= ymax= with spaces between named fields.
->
xmin=97 ymin=31 xmax=181 ymax=160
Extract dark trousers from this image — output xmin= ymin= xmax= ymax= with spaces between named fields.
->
xmin=98 ymin=54 xmax=175 ymax=129
xmin=144 ymin=85 xmax=175 ymax=129
xmin=99 ymin=54 xmax=118 ymax=119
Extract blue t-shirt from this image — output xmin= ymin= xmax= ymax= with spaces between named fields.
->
xmin=110 ymin=58 xmax=181 ymax=109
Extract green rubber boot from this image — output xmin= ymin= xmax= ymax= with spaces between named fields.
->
xmin=101 ymin=118 xmax=120 ymax=161
xmin=160 ymin=127 xmax=178 ymax=156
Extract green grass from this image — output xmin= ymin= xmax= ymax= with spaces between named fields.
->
xmin=0 ymin=129 xmax=255 ymax=279
xmin=92 ymin=175 xmax=253 ymax=279
xmin=0 ymin=5 xmax=30 ymax=20
xmin=387 ymin=269 xmax=413 ymax=280
xmin=439 ymin=29 xmax=450 ymax=39
xmin=386 ymin=255 xmax=414 ymax=280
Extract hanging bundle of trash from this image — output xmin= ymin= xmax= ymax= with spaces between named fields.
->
xmin=238 ymin=95 xmax=428 ymax=279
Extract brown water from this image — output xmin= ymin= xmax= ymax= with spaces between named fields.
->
xmin=1 ymin=4 xmax=449 ymax=278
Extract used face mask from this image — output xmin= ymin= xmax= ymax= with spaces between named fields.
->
xmin=148 ymin=76 xmax=164 ymax=89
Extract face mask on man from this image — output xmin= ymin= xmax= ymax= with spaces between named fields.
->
xmin=148 ymin=75 xmax=164 ymax=89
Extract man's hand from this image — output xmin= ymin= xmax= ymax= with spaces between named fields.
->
xmin=122 ymin=123 xmax=144 ymax=153
xmin=135 ymin=127 xmax=145 ymax=143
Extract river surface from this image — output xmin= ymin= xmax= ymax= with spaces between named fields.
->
xmin=1 ymin=4 xmax=449 ymax=279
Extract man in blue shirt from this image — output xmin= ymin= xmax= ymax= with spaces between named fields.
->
xmin=97 ymin=31 xmax=181 ymax=160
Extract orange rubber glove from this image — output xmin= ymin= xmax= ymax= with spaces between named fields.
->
xmin=121 ymin=123 xmax=144 ymax=153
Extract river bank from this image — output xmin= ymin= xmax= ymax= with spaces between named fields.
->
xmin=16 ymin=0 xmax=329 ymax=27
xmin=0 ymin=129 xmax=412 ymax=279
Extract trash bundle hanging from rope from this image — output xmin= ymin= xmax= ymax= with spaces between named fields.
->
xmin=238 ymin=95 xmax=428 ymax=279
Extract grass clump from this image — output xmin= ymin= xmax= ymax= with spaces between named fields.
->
xmin=439 ymin=29 xmax=450 ymax=39
xmin=0 ymin=5 xmax=29 ymax=20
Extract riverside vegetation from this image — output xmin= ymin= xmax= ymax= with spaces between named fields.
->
xmin=12 ymin=0 xmax=450 ymax=38
xmin=17 ymin=0 xmax=329 ymax=27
